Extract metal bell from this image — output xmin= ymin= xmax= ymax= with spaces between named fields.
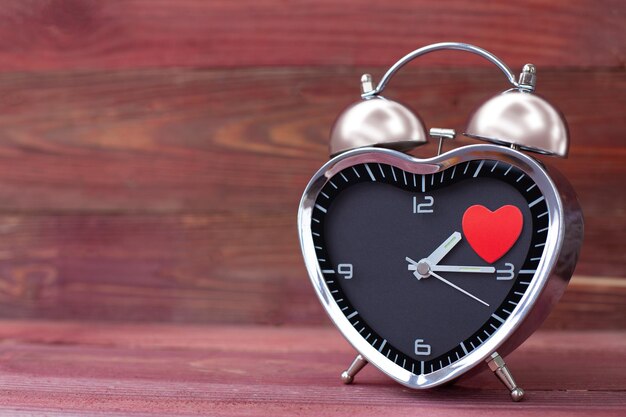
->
xmin=329 ymin=75 xmax=427 ymax=157
xmin=464 ymin=66 xmax=569 ymax=157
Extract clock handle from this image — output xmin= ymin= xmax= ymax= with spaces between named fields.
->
xmin=362 ymin=42 xmax=528 ymax=99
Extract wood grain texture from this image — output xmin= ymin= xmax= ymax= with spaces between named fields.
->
xmin=0 ymin=321 xmax=623 ymax=416
xmin=0 ymin=67 xmax=623 ymax=325
xmin=0 ymin=68 xmax=623 ymax=213
xmin=0 ymin=0 xmax=623 ymax=71
xmin=0 ymin=68 xmax=623 ymax=262
xmin=0 ymin=214 xmax=623 ymax=327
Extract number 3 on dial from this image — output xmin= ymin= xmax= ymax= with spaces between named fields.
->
xmin=497 ymin=263 xmax=515 ymax=281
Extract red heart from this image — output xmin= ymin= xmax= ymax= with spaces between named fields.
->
xmin=462 ymin=205 xmax=523 ymax=264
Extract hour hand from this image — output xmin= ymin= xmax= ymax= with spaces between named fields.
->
xmin=426 ymin=232 xmax=462 ymax=265
xmin=431 ymin=265 xmax=496 ymax=273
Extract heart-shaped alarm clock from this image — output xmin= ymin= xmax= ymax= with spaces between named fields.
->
xmin=297 ymin=43 xmax=584 ymax=401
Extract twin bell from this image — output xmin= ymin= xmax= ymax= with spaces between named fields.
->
xmin=329 ymin=46 xmax=569 ymax=160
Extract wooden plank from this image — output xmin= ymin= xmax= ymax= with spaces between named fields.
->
xmin=0 ymin=1 xmax=623 ymax=71
xmin=0 ymin=212 xmax=622 ymax=327
xmin=0 ymin=68 xmax=623 ymax=279
xmin=0 ymin=67 xmax=622 ymax=325
xmin=0 ymin=68 xmax=622 ymax=213
xmin=0 ymin=213 xmax=306 ymax=324
xmin=543 ymin=276 xmax=626 ymax=329
xmin=0 ymin=321 xmax=623 ymax=415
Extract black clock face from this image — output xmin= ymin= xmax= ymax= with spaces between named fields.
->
xmin=311 ymin=159 xmax=549 ymax=375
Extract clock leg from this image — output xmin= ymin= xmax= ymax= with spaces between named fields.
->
xmin=340 ymin=354 xmax=368 ymax=384
xmin=486 ymin=352 xmax=525 ymax=402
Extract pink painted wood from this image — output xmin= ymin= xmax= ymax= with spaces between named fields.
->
xmin=0 ymin=0 xmax=623 ymax=71
xmin=0 ymin=321 xmax=623 ymax=415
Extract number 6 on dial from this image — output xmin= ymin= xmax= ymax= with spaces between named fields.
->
xmin=414 ymin=339 xmax=432 ymax=356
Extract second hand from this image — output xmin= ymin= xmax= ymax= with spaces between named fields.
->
xmin=429 ymin=271 xmax=490 ymax=307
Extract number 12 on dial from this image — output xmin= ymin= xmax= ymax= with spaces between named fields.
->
xmin=413 ymin=195 xmax=434 ymax=214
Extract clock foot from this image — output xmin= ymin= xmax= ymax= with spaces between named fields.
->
xmin=341 ymin=354 xmax=368 ymax=384
xmin=486 ymin=352 xmax=525 ymax=402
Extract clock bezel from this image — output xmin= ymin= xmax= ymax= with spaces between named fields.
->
xmin=298 ymin=144 xmax=570 ymax=389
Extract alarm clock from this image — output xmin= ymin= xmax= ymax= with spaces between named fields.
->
xmin=297 ymin=43 xmax=583 ymax=401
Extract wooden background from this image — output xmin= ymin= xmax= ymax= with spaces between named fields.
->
xmin=0 ymin=0 xmax=624 ymax=329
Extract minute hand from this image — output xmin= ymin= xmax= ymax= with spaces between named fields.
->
xmin=426 ymin=231 xmax=462 ymax=265
xmin=431 ymin=265 xmax=496 ymax=273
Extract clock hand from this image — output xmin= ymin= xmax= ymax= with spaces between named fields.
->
xmin=426 ymin=231 xmax=462 ymax=265
xmin=407 ymin=256 xmax=493 ymax=280
xmin=429 ymin=270 xmax=490 ymax=307
xmin=405 ymin=257 xmax=424 ymax=279
xmin=430 ymin=265 xmax=496 ymax=273
xmin=407 ymin=260 xmax=495 ymax=274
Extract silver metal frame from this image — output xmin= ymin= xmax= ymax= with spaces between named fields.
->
xmin=297 ymin=144 xmax=582 ymax=389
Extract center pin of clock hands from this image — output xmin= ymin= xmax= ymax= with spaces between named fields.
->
xmin=406 ymin=231 xmax=491 ymax=307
